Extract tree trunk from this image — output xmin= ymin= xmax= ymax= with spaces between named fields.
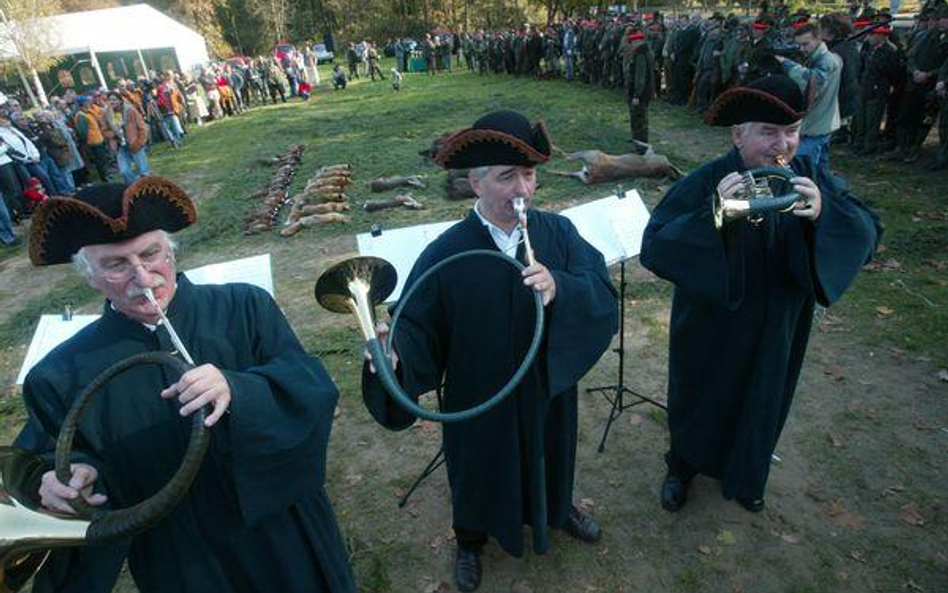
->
xmin=14 ymin=63 xmax=39 ymax=107
xmin=29 ymin=67 xmax=48 ymax=106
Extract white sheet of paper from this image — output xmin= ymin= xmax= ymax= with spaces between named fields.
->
xmin=183 ymin=253 xmax=274 ymax=297
xmin=560 ymin=190 xmax=651 ymax=265
xmin=16 ymin=315 xmax=100 ymax=385
xmin=356 ymin=220 xmax=459 ymax=302
xmin=17 ymin=254 xmax=275 ymax=384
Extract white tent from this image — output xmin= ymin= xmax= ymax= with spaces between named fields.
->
xmin=1 ymin=3 xmax=209 ymax=99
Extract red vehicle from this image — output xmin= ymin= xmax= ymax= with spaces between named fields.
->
xmin=273 ymin=42 xmax=296 ymax=60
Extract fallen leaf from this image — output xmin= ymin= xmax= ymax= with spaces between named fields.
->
xmin=422 ymin=580 xmax=452 ymax=593
xmin=628 ymin=413 xmax=643 ymax=426
xmin=716 ymin=529 xmax=737 ymax=545
xmin=333 ymin=406 xmax=342 ymax=418
xmin=904 ymin=578 xmax=925 ymax=591
xmin=817 ymin=313 xmax=846 ymax=333
xmin=938 ymin=370 xmax=948 ymax=382
xmin=899 ymin=502 xmax=926 ymax=526
xmin=781 ymin=533 xmax=800 ymax=544
xmin=405 ymin=502 xmax=420 ymax=518
xmin=827 ymin=433 xmax=844 ymax=448
xmin=345 ymin=473 xmax=363 ymax=486
xmin=825 ymin=499 xmax=864 ymax=530
xmin=428 ymin=534 xmax=445 ymax=551
xmin=863 ymin=258 xmax=903 ymax=272
xmin=579 ymin=497 xmax=596 ymax=511
xmin=883 ymin=485 xmax=906 ymax=496
xmin=912 ymin=418 xmax=936 ymax=432
xmin=697 ymin=544 xmax=711 ymax=555
xmin=850 ymin=549 xmax=867 ymax=563
xmin=511 ymin=582 xmax=533 ymax=593
xmin=875 ymin=306 xmax=894 ymax=318
xmin=824 ymin=365 xmax=846 ymax=381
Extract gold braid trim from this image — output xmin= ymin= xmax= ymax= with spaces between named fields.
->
xmin=124 ymin=176 xmax=198 ymax=225
xmin=434 ymin=125 xmax=552 ymax=167
xmin=28 ymin=176 xmax=197 ymax=265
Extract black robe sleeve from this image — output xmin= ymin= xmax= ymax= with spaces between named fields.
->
xmin=787 ymin=166 xmax=882 ymax=306
xmin=640 ymin=154 xmax=747 ymax=310
xmin=220 ymin=287 xmax=340 ymax=526
xmin=545 ymin=218 xmax=619 ymax=396
xmin=362 ymin=246 xmax=447 ymax=431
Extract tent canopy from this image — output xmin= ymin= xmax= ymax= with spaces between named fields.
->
xmin=1 ymin=3 xmax=210 ymax=71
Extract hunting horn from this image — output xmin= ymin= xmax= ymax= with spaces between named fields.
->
xmin=1 ymin=352 xmax=209 ymax=593
xmin=712 ymin=160 xmax=803 ymax=230
xmin=315 ymin=250 xmax=545 ymax=424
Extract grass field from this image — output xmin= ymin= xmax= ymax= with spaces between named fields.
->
xmin=0 ymin=59 xmax=945 ymax=593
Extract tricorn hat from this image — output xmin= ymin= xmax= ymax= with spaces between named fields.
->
xmin=29 ymin=176 xmax=197 ymax=266
xmin=704 ymin=75 xmax=806 ymax=127
xmin=434 ymin=110 xmax=552 ymax=169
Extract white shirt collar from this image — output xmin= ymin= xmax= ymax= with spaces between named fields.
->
xmin=473 ymin=200 xmax=521 ymax=258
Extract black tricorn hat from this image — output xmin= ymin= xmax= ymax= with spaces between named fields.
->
xmin=704 ymin=75 xmax=806 ymax=127
xmin=29 ymin=176 xmax=197 ymax=266
xmin=434 ymin=110 xmax=552 ymax=169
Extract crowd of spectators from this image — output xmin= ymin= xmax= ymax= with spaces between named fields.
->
xmin=454 ymin=0 xmax=948 ymax=169
xmin=0 ymin=48 xmax=326 ymax=248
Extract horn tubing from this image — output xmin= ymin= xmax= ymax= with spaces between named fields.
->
xmin=375 ymin=249 xmax=545 ymax=423
xmin=746 ymin=192 xmax=802 ymax=215
xmin=54 ymin=351 xmax=209 ymax=543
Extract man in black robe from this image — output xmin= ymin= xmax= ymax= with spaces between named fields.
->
xmin=363 ymin=110 xmax=617 ymax=592
xmin=15 ymin=177 xmax=356 ymax=593
xmin=640 ymin=76 xmax=881 ymax=514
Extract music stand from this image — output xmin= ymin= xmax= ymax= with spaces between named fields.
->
xmin=560 ymin=188 xmax=666 ymax=453
xmin=397 ymin=388 xmax=445 ymax=508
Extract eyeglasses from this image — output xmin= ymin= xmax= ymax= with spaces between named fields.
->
xmin=97 ymin=245 xmax=171 ymax=282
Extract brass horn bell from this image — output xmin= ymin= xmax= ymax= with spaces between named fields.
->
xmin=1 ymin=446 xmax=89 ymax=593
xmin=315 ymin=256 xmax=397 ymax=342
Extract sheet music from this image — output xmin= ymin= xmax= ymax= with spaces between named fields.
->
xmin=560 ymin=190 xmax=651 ymax=265
xmin=184 ymin=253 xmax=274 ymax=296
xmin=16 ymin=315 xmax=99 ymax=384
xmin=356 ymin=220 xmax=459 ymax=302
xmin=17 ymin=254 xmax=275 ymax=384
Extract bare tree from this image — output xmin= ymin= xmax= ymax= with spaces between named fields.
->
xmin=0 ymin=0 xmax=63 ymax=106
xmin=248 ymin=0 xmax=290 ymax=46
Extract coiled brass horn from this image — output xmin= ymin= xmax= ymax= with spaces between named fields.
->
xmin=1 ymin=352 xmax=209 ymax=592
xmin=315 ymin=250 xmax=545 ymax=423
xmin=712 ymin=163 xmax=803 ymax=230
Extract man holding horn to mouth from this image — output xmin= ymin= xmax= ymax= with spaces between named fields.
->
xmin=363 ymin=110 xmax=618 ymax=592
xmin=15 ymin=178 xmax=355 ymax=593
xmin=640 ymin=75 xmax=882 ymax=515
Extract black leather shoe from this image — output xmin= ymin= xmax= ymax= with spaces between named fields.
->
xmin=737 ymin=497 xmax=765 ymax=513
xmin=564 ymin=506 xmax=602 ymax=543
xmin=661 ymin=472 xmax=690 ymax=512
xmin=454 ymin=548 xmax=482 ymax=592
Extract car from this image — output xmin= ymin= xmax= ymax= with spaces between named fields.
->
xmin=313 ymin=43 xmax=334 ymax=64
xmin=273 ymin=42 xmax=296 ymax=60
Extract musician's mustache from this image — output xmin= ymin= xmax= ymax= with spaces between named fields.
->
xmin=126 ymin=276 xmax=166 ymax=299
